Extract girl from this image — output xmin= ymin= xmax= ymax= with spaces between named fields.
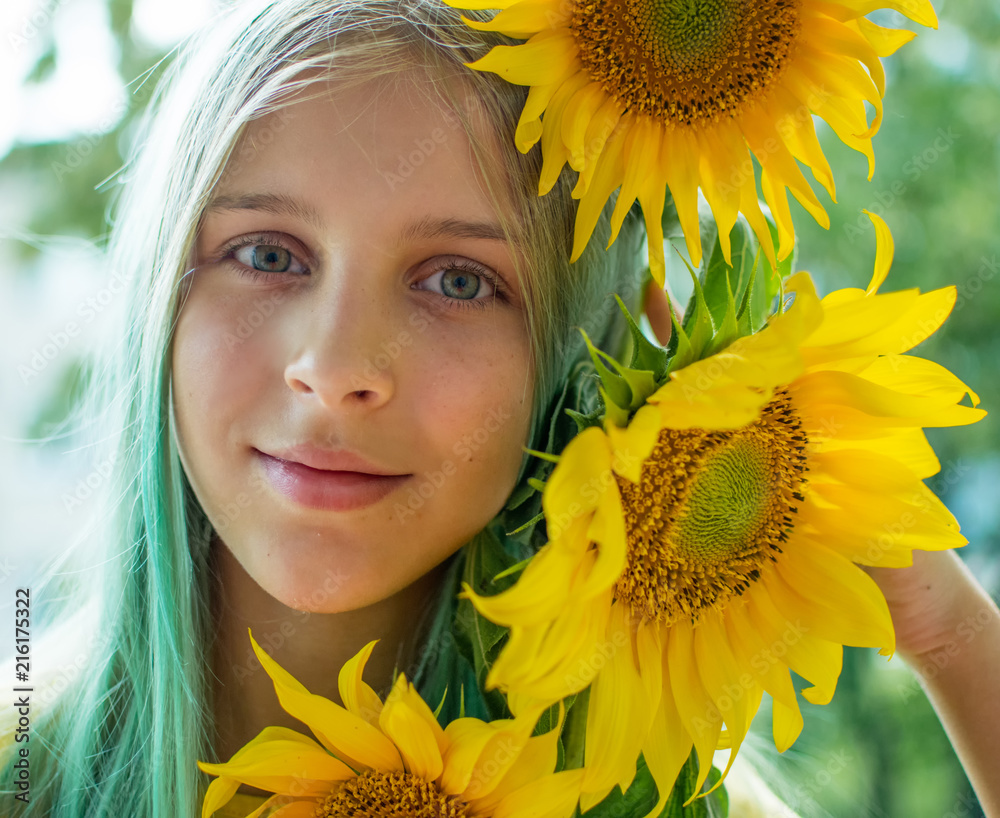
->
xmin=2 ymin=0 xmax=998 ymax=816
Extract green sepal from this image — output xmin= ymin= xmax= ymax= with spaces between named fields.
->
xmin=527 ymin=477 xmax=548 ymax=493
xmin=705 ymin=274 xmax=739 ymax=357
xmin=582 ymin=329 xmax=634 ymax=413
xmin=505 ymin=511 xmax=545 ymax=537
xmin=576 ymin=751 xmax=729 ymax=818
xmin=617 ymin=293 xmax=669 ymax=383
xmin=735 ymin=249 xmax=762 ymax=337
xmin=681 ymin=259 xmax=716 ymax=359
xmin=565 ymin=406 xmax=605 ymax=433
xmin=600 ymin=386 xmax=631 ymax=428
xmin=522 ymin=446 xmax=562 ymax=464
xmin=493 ymin=555 xmax=532 ymax=580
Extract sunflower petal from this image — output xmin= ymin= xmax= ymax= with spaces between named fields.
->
xmin=249 ymin=634 xmax=403 ymax=772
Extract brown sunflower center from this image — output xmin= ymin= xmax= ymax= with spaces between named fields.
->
xmin=316 ymin=770 xmax=470 ymax=818
xmin=570 ymin=0 xmax=801 ymax=125
xmin=613 ymin=388 xmax=807 ymax=624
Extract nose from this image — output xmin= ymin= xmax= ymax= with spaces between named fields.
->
xmin=283 ymin=277 xmax=397 ymax=411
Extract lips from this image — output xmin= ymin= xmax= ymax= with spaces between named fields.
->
xmin=255 ymin=448 xmax=411 ymax=511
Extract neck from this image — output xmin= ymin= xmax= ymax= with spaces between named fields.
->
xmin=208 ymin=534 xmax=447 ymax=785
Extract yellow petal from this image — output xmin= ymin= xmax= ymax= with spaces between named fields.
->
xmin=743 ymin=584 xmax=842 ymax=706
xmin=490 ymin=769 xmax=586 ymax=818
xmin=581 ymin=484 xmax=628 ymax=598
xmin=465 ymin=541 xmax=578 ymax=627
xmin=859 ymin=354 xmax=981 ymax=408
xmin=197 ymin=739 xmax=354 ymax=796
xmin=661 ymin=127 xmax=704 ymax=266
xmin=474 ymin=709 xmax=563 ymax=810
xmin=863 ymin=210 xmax=893 ymax=294
xmin=379 ymin=675 xmax=447 ymax=782
xmin=541 ymin=426 xmax=612 ymax=537
xmin=790 ymin=369 xmax=976 ymax=425
xmin=692 ymin=612 xmax=758 ymax=788
xmin=724 ymin=603 xmax=803 ymax=752
xmin=571 ymin=118 xmax=628 ymax=262
xmin=249 ymin=633 xmax=403 ymax=772
xmin=805 ymin=12 xmax=886 ymax=97
xmin=338 ymin=641 xmax=383 ymax=726
xmin=562 ymin=82 xmax=610 ymax=168
xmin=581 ymin=605 xmax=649 ymax=799
xmin=639 ymin=651 xmax=693 ymax=818
xmin=461 ymin=0 xmax=569 ymax=36
xmin=467 ymin=30 xmax=578 ymax=86
xmin=440 ymin=718 xmax=530 ymax=799
xmin=824 ymin=0 xmax=937 ymax=29
xmin=696 ymin=124 xmax=744 ymax=263
xmin=768 ymin=540 xmax=895 ymax=652
xmin=268 ymin=802 xmax=325 ymax=818
xmin=667 ymin=619 xmax=720 ymax=799
xmin=538 ymin=71 xmax=591 ymax=193
xmin=816 ymin=425 xmax=939 ymax=479
xmin=854 ymin=16 xmax=918 ymax=57
xmin=202 ymin=777 xmax=241 ymax=818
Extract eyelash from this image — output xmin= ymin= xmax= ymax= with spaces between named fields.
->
xmin=217 ymin=233 xmax=507 ymax=312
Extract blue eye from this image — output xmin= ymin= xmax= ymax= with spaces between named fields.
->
xmin=418 ymin=259 xmax=503 ymax=310
xmin=221 ymin=234 xmax=309 ymax=280
xmin=239 ymin=244 xmax=292 ymax=273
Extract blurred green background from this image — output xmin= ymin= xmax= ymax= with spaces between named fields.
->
xmin=0 ymin=0 xmax=997 ymax=816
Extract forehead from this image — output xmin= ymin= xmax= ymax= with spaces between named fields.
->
xmin=219 ymin=71 xmax=501 ymax=202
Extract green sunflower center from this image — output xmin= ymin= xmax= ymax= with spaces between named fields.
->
xmin=317 ymin=770 xmax=469 ymax=818
xmin=570 ymin=0 xmax=801 ymax=125
xmin=614 ymin=388 xmax=807 ymax=624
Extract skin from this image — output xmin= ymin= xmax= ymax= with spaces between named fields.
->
xmin=171 ymin=74 xmax=534 ymax=768
xmin=647 ymin=285 xmax=1000 ymax=815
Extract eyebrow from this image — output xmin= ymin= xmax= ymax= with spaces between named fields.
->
xmin=204 ymin=192 xmax=512 ymax=247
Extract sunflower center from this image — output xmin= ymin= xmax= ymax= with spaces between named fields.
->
xmin=570 ymin=0 xmax=801 ymax=125
xmin=613 ymin=389 xmax=807 ymax=624
xmin=316 ymin=770 xmax=470 ymax=818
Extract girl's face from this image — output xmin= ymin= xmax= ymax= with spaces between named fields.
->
xmin=172 ymin=75 xmax=533 ymax=612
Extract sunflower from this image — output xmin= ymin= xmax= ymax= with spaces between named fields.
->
xmin=198 ymin=631 xmax=584 ymax=818
xmin=465 ymin=215 xmax=985 ymax=813
xmin=446 ymin=0 xmax=937 ymax=286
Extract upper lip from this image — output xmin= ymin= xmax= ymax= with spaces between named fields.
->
xmin=258 ymin=444 xmax=408 ymax=476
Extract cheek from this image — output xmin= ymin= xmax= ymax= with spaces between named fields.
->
xmin=410 ymin=321 xmax=534 ymax=513
xmin=171 ymin=292 xmax=274 ymax=501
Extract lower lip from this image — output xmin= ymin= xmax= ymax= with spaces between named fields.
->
xmin=256 ymin=452 xmax=411 ymax=511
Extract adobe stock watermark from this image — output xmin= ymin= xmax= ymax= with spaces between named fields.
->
xmin=897 ymin=602 xmax=999 ymax=703
xmin=844 ymin=127 xmax=960 ymax=242
xmin=785 ymin=748 xmax=853 ymax=817
xmin=221 ymin=290 xmax=288 ymax=350
xmin=226 ymin=109 xmax=295 ymax=177
xmin=544 ymin=446 xmax=642 ymax=535
xmin=392 ymin=403 xmax=515 ymax=523
xmin=230 ymin=568 xmax=349 ymax=685
xmin=562 ymin=629 xmax=630 ymax=689
xmin=941 ymin=791 xmax=981 ymax=818
xmin=17 ymin=267 xmax=133 ymax=385
xmin=7 ymin=0 xmax=68 ymax=53
xmin=349 ymin=306 xmax=442 ymax=393
xmin=61 ymin=451 xmax=117 ymax=514
xmin=52 ymin=98 xmax=130 ymax=182
xmin=214 ymin=470 xmax=270 ymax=534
